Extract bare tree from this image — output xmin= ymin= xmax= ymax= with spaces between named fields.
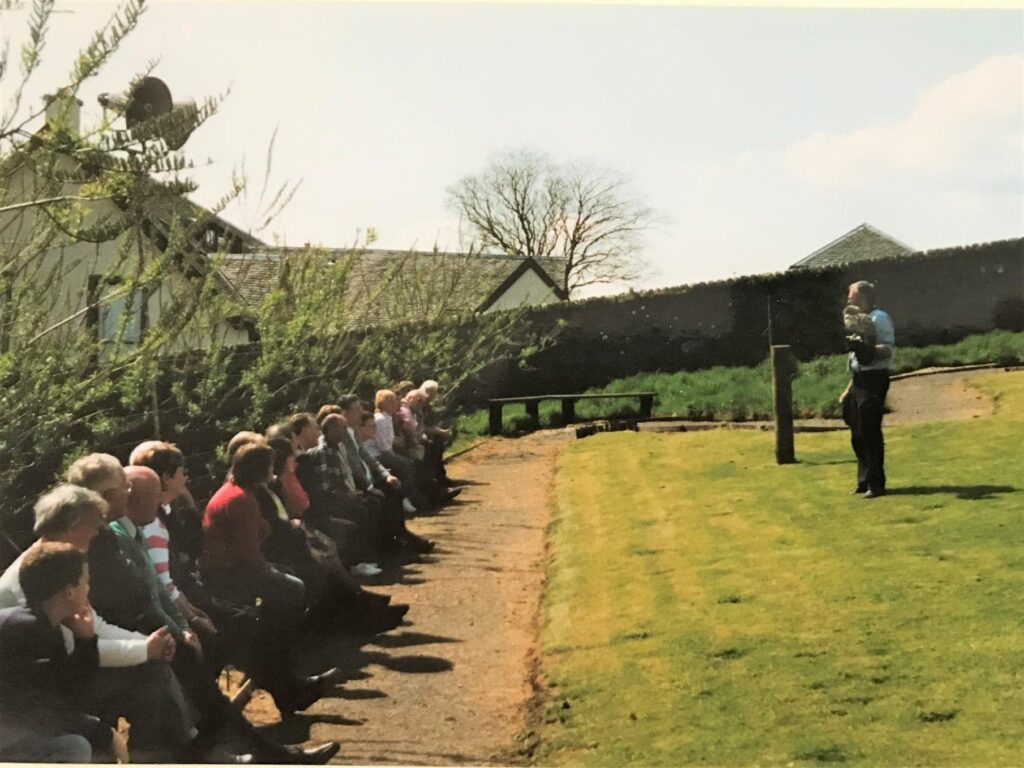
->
xmin=446 ymin=148 xmax=656 ymax=297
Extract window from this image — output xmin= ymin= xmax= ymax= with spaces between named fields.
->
xmin=100 ymin=293 xmax=144 ymax=343
xmin=97 ymin=278 xmax=145 ymax=344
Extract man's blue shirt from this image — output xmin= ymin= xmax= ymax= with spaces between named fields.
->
xmin=849 ymin=308 xmax=895 ymax=373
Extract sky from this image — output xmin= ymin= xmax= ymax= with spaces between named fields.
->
xmin=3 ymin=1 xmax=1022 ymax=296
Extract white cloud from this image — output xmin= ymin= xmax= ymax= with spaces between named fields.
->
xmin=786 ymin=54 xmax=1024 ymax=189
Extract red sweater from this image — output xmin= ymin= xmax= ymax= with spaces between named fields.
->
xmin=280 ymin=470 xmax=310 ymax=519
xmin=201 ymin=481 xmax=270 ymax=574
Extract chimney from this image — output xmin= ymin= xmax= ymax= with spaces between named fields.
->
xmin=43 ymin=89 xmax=83 ymax=135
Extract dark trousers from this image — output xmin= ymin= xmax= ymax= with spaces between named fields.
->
xmin=86 ymin=662 xmax=193 ymax=757
xmin=423 ymin=437 xmax=448 ymax=484
xmin=201 ymin=566 xmax=309 ymax=708
xmin=377 ymin=450 xmax=430 ymax=507
xmin=847 ymin=370 xmax=890 ymax=492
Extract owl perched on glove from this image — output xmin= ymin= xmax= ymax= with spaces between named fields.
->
xmin=843 ymin=305 xmax=876 ymax=365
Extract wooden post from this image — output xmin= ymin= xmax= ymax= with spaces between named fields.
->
xmin=770 ymin=345 xmax=798 ymax=465
xmin=561 ymin=398 xmax=576 ymax=425
xmin=525 ymin=400 xmax=540 ymax=428
xmin=488 ymin=402 xmax=503 ymax=436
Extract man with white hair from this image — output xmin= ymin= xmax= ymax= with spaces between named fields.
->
xmin=420 ymin=379 xmax=460 ymax=489
xmin=838 ymin=280 xmax=895 ymax=499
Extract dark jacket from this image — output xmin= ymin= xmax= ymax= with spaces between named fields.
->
xmin=0 ymin=605 xmax=104 ymax=747
xmin=88 ymin=525 xmax=168 ymax=638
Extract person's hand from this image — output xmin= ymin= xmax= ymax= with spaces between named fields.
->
xmin=111 ymin=726 xmax=130 ymax=764
xmin=182 ymin=630 xmax=204 ymax=661
xmin=291 ymin=518 xmax=303 ymax=528
xmin=190 ymin=608 xmax=218 ymax=636
xmin=182 ymin=599 xmax=219 ymax=636
xmin=146 ymin=626 xmax=176 ymax=661
xmin=386 ymin=474 xmax=401 ymax=490
xmin=65 ymin=606 xmax=96 ymax=638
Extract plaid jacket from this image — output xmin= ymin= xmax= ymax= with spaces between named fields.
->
xmin=297 ymin=437 xmax=357 ymax=502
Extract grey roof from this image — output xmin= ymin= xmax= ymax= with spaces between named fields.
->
xmin=217 ymin=248 xmax=566 ymax=328
xmin=791 ymin=224 xmax=914 ymax=270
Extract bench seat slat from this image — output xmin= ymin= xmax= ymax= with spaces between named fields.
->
xmin=487 ymin=391 xmax=655 ymax=404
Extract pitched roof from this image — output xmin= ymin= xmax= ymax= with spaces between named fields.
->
xmin=216 ymin=248 xmax=566 ymax=328
xmin=790 ymin=224 xmax=914 ymax=270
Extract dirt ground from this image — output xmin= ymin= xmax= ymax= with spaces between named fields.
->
xmin=885 ymin=368 xmax=996 ymax=424
xmin=241 ymin=429 xmax=570 ymax=766
xmin=236 ymin=370 xmax=998 ymax=766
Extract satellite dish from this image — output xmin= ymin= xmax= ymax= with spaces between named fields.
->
xmin=98 ymin=76 xmax=198 ymax=150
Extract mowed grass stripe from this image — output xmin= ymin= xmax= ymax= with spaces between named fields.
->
xmin=537 ymin=372 xmax=1024 ymax=766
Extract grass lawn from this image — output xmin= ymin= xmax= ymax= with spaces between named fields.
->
xmin=535 ymin=371 xmax=1024 ymax=766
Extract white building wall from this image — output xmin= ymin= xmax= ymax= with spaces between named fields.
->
xmin=2 ymin=168 xmax=249 ymax=350
xmin=484 ymin=269 xmax=560 ymax=312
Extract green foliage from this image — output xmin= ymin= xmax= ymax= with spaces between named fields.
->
xmin=535 ymin=371 xmax=1024 ymax=766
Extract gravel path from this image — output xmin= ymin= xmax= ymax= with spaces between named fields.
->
xmin=242 ymin=430 xmax=569 ymax=765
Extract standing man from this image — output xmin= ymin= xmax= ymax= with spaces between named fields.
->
xmin=839 ymin=280 xmax=896 ymax=499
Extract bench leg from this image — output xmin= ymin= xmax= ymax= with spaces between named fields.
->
xmin=526 ymin=400 xmax=540 ymax=428
xmin=639 ymin=395 xmax=654 ymax=419
xmin=561 ymin=398 xmax=576 ymax=424
xmin=489 ymin=404 xmax=503 ymax=436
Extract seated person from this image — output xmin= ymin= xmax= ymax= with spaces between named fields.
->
xmin=129 ymin=441 xmax=217 ymax=640
xmin=395 ymin=389 xmax=427 ymax=462
xmin=420 ymin=379 xmax=458 ymax=487
xmin=289 ymin=412 xmax=323 ymax=454
xmin=0 ymin=484 xmax=192 ymax=763
xmin=0 ymin=541 xmax=109 ymax=763
xmin=371 ymin=389 xmax=424 ymax=502
xmin=203 ymin=441 xmax=349 ymax=715
xmin=338 ymin=395 xmax=415 ymax=514
xmin=337 ymin=395 xmax=432 ymax=553
xmin=254 ymin=436 xmax=407 ymax=634
xmin=297 ymin=412 xmax=385 ymax=562
xmin=265 ymin=421 xmax=297 ymax=450
xmin=70 ymin=453 xmax=338 ymax=763
xmin=375 ymin=389 xmax=458 ymax=506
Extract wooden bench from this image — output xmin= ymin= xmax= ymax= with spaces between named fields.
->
xmin=487 ymin=392 xmax=656 ymax=436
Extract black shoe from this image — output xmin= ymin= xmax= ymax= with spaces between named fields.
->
xmin=444 ymin=487 xmax=463 ymax=503
xmin=359 ymin=590 xmax=391 ymax=607
xmin=352 ymin=603 xmax=409 ymax=635
xmin=204 ymin=750 xmax=255 ymax=765
xmin=274 ymin=680 xmax=324 ymax=716
xmin=863 ymin=488 xmax=886 ymax=499
xmin=850 ymin=486 xmax=868 ymax=495
xmin=281 ymin=741 xmax=341 ymax=765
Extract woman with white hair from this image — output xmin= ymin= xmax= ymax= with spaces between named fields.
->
xmin=395 ymin=389 xmax=427 ymax=462
xmin=419 ymin=380 xmax=456 ymax=489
